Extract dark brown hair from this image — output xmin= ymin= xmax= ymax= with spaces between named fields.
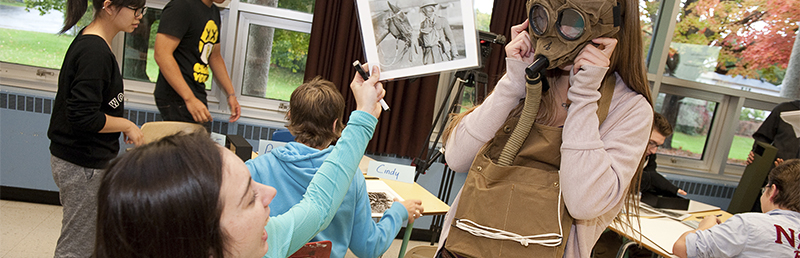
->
xmin=653 ymin=112 xmax=673 ymax=137
xmin=286 ymin=76 xmax=346 ymax=149
xmin=61 ymin=0 xmax=146 ymax=33
xmin=767 ymin=159 xmax=800 ymax=212
xmin=94 ymin=132 xmax=228 ymax=258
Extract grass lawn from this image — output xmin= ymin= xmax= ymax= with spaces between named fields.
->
xmin=0 ymin=1 xmax=28 ymax=7
xmin=729 ymin=135 xmax=754 ymax=161
xmin=0 ymin=28 xmax=73 ymax=69
xmin=670 ymin=132 xmax=753 ymax=163
xmin=264 ymin=65 xmax=303 ymax=101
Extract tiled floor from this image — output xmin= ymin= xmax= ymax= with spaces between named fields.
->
xmin=0 ymin=200 xmax=62 ymax=258
xmin=0 ymin=200 xmax=435 ymax=258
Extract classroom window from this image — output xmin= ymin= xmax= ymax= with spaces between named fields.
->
xmin=122 ymin=7 xmax=227 ymax=91
xmin=232 ymin=11 xmax=311 ymax=105
xmin=0 ymin=1 xmax=78 ymax=69
xmin=239 ymin=25 xmax=309 ymax=101
xmin=664 ymin=0 xmax=791 ymax=97
xmin=727 ymin=106 xmax=770 ymax=166
xmin=122 ymin=8 xmax=163 ymax=84
xmin=654 ymin=92 xmax=718 ymax=160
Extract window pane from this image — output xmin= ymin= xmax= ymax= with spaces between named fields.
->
xmin=239 ymin=0 xmax=315 ymax=14
xmin=241 ymin=25 xmax=308 ymax=101
xmin=0 ymin=3 xmax=79 ymax=69
xmin=474 ymin=0 xmax=492 ymax=31
xmin=640 ymin=0 xmax=660 ymax=65
xmin=122 ymin=8 xmax=213 ymax=90
xmin=123 ymin=9 xmax=162 ymax=83
xmin=654 ymin=92 xmax=718 ymax=160
xmin=665 ymin=0 xmax=793 ymax=97
xmin=727 ymin=107 xmax=770 ymax=166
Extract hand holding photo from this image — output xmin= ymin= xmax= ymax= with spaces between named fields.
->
xmin=355 ymin=0 xmax=480 ymax=80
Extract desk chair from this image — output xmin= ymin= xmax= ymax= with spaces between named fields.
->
xmin=140 ymin=121 xmax=206 ymax=143
xmin=288 ymin=240 xmax=332 ymax=258
xmin=272 ymin=129 xmax=295 ymax=142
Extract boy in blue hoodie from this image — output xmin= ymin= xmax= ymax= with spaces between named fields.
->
xmin=245 ymin=76 xmax=423 ymax=258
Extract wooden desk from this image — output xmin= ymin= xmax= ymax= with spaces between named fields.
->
xmin=374 ymin=178 xmax=450 ymax=215
xmin=607 ymin=201 xmax=731 ymax=257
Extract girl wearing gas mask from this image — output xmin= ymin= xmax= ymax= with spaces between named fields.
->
xmin=436 ymin=0 xmax=652 ymax=257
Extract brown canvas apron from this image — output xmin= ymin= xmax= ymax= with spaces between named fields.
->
xmin=444 ymin=73 xmax=615 ymax=257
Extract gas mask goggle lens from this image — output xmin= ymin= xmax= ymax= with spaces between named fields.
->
xmin=525 ymin=0 xmax=621 ymax=72
xmin=530 ymin=5 xmax=585 ymax=41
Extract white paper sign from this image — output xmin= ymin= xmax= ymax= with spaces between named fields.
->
xmin=210 ymin=132 xmax=226 ymax=146
xmin=258 ymin=140 xmax=287 ymax=156
xmin=366 ymin=160 xmax=414 ymax=184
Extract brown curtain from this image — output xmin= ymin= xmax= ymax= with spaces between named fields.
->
xmin=477 ymin=0 xmax=529 ymax=101
xmin=304 ymin=0 xmax=439 ymax=158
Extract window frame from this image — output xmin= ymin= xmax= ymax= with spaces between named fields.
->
xmin=228 ymin=5 xmax=312 ymax=122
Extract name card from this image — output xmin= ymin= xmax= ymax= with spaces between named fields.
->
xmin=258 ymin=140 xmax=287 ymax=155
xmin=210 ymin=132 xmax=226 ymax=146
xmin=366 ymin=160 xmax=415 ymax=184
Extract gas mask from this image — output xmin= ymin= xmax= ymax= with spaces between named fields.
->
xmin=525 ymin=0 xmax=621 ymax=71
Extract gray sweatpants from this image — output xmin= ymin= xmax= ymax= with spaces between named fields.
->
xmin=51 ymin=155 xmax=104 ymax=258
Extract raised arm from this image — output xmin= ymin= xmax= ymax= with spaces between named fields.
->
xmin=559 ymin=66 xmax=651 ymax=219
xmin=263 ymin=67 xmax=385 ymax=257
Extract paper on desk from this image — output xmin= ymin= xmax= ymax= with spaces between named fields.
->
xmin=365 ymin=179 xmax=403 ymax=218
xmin=780 ymin=110 xmax=800 ymax=137
xmin=661 ymin=200 xmax=721 ymax=215
xmin=614 ymin=215 xmax=693 ymax=256
xmin=639 ymin=217 xmax=694 ymax=255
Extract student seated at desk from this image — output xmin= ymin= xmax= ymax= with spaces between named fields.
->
xmin=94 ymin=67 xmax=386 ymax=258
xmin=642 ymin=113 xmax=687 ymax=197
xmin=673 ymin=159 xmax=800 ymax=258
xmin=245 ymin=76 xmax=423 ymax=258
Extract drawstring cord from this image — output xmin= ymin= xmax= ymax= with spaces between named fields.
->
xmin=453 ymin=173 xmax=564 ymax=247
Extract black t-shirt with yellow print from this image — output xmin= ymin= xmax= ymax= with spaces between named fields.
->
xmin=154 ymin=0 xmax=220 ymax=104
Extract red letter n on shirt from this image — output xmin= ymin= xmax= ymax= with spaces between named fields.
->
xmin=775 ymin=224 xmax=796 ymax=247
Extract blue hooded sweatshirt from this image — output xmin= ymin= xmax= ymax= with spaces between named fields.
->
xmin=246 ymin=141 xmax=408 ymax=258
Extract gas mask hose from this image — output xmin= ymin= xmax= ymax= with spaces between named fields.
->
xmin=497 ymin=56 xmax=549 ymax=166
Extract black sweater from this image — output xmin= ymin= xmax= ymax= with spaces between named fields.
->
xmin=641 ymin=154 xmax=681 ymax=197
xmin=48 ymin=34 xmax=125 ymax=169
xmin=752 ymin=100 xmax=800 ymax=162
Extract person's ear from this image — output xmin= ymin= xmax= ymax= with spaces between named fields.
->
xmin=332 ymin=118 xmax=338 ymax=132
xmin=102 ymin=0 xmax=114 ymax=15
xmin=768 ymin=184 xmax=779 ymax=203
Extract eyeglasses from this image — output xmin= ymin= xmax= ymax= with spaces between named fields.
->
xmin=125 ymin=6 xmax=147 ymax=17
xmin=761 ymin=186 xmax=768 ymax=194
xmin=647 ymin=140 xmax=663 ymax=149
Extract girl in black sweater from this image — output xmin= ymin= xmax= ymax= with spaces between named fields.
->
xmin=47 ymin=0 xmax=145 ymax=256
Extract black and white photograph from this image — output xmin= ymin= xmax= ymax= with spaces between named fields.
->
xmin=356 ymin=0 xmax=479 ymax=80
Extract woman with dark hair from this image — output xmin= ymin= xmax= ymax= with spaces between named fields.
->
xmin=94 ymin=66 xmax=385 ymax=258
xmin=47 ymin=0 xmax=145 ymax=256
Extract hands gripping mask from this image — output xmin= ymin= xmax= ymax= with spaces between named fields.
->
xmin=525 ymin=0 xmax=622 ymax=73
